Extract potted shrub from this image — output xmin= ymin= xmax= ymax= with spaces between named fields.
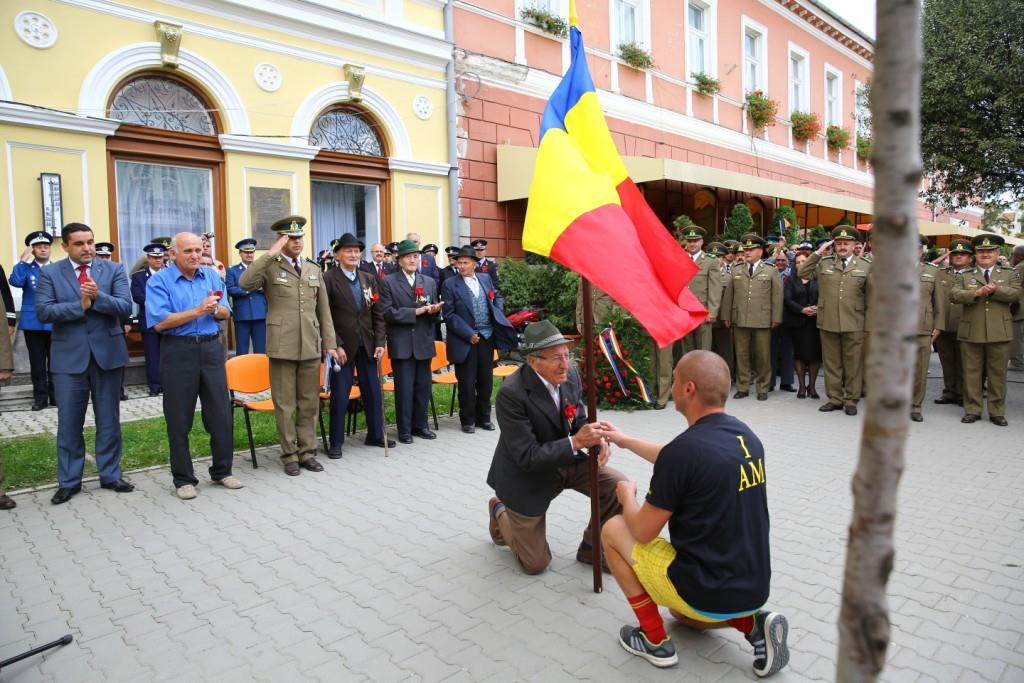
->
xmin=826 ymin=125 xmax=852 ymax=152
xmin=856 ymin=134 xmax=872 ymax=161
xmin=692 ymin=72 xmax=720 ymax=96
xmin=519 ymin=4 xmax=568 ymax=38
xmin=617 ymin=42 xmax=654 ymax=70
xmin=789 ymin=111 xmax=822 ymax=144
xmin=744 ymin=90 xmax=778 ymax=131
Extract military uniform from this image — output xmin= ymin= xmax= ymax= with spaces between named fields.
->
xmin=130 ymin=243 xmax=166 ymax=395
xmin=934 ymin=240 xmax=973 ymax=404
xmin=1010 ymin=258 xmax=1024 ymax=370
xmin=797 ymin=226 xmax=872 ymax=413
xmin=238 ymin=216 xmax=338 ymax=466
xmin=721 ymin=234 xmax=783 ymax=398
xmin=911 ymin=257 xmax=946 ymax=420
xmin=9 ymin=231 xmax=55 ymax=409
xmin=0 ymin=294 xmax=13 ymax=508
xmin=676 ymin=228 xmax=722 ymax=355
xmin=711 ymin=242 xmax=736 ymax=377
xmin=226 ymin=238 xmax=268 ymax=354
xmin=950 ymin=234 xmax=1023 ymax=425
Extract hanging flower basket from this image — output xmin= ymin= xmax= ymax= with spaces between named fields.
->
xmin=618 ymin=42 xmax=654 ymax=70
xmin=692 ymin=72 xmax=721 ymax=96
xmin=826 ymin=125 xmax=851 ymax=152
xmin=519 ymin=5 xmax=568 ymax=38
xmin=856 ymin=134 xmax=872 ymax=161
xmin=789 ymin=111 xmax=822 ymax=143
xmin=745 ymin=91 xmax=778 ymax=131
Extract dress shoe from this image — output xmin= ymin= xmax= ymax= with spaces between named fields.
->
xmin=51 ymin=486 xmax=81 ymax=505
xmin=797 ymin=389 xmax=806 ymax=399
xmin=961 ymin=414 xmax=980 ymax=424
xmin=780 ymin=384 xmax=797 ymax=393
xmin=412 ymin=428 xmax=437 ymax=440
xmin=488 ymin=496 xmax=506 ymax=546
xmin=398 ymin=434 xmax=413 ymax=444
xmin=576 ymin=542 xmax=612 ymax=574
xmin=31 ymin=401 xmax=46 ymax=411
xmin=0 ymin=494 xmax=15 ymax=510
xmin=819 ymin=403 xmax=841 ymax=412
xmin=327 ymin=446 xmax=344 ymax=459
xmin=476 ymin=422 xmax=496 ymax=431
xmin=213 ymin=476 xmax=243 ymax=489
xmin=100 ymin=479 xmax=135 ymax=493
xmin=934 ymin=395 xmax=958 ymax=405
xmin=299 ymin=457 xmax=324 ymax=472
xmin=461 ymin=425 xmax=476 ymax=434
xmin=284 ymin=461 xmax=300 ymax=476
xmin=176 ymin=484 xmax=198 ymax=500
xmin=808 ymin=389 xmax=820 ymax=399
xmin=148 ymin=389 xmax=161 ymax=397
xmin=844 ymin=405 xmax=858 ymax=416
xmin=120 ymin=391 xmax=129 ymax=402
xmin=653 ymin=403 xmax=667 ymax=410
xmin=990 ymin=416 xmax=1008 ymax=427
xmin=910 ymin=412 xmax=923 ymax=422
xmin=757 ymin=393 xmax=768 ymax=401
xmin=733 ymin=391 xmax=749 ymax=399
xmin=365 ymin=437 xmax=396 ymax=448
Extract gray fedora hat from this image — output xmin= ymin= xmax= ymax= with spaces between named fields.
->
xmin=521 ymin=320 xmax=572 ymax=354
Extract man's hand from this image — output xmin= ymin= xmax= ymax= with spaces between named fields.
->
xmin=470 ymin=333 xmax=480 ymax=344
xmin=930 ymin=328 xmax=941 ymax=343
xmin=596 ymin=439 xmax=611 ymax=467
xmin=771 ymin=322 xmax=781 ymax=328
xmin=80 ymin=279 xmax=99 ymax=300
xmin=427 ymin=301 xmax=443 ymax=315
xmin=196 ymin=294 xmax=218 ymax=316
xmin=571 ymin=422 xmax=604 ymax=450
xmin=19 ymin=247 xmax=33 ymax=262
xmin=325 ymin=348 xmax=340 ymax=363
xmin=80 ymin=295 xmax=92 ymax=311
xmin=335 ymin=347 xmax=347 ymax=365
xmin=596 ymin=421 xmax=626 ymax=446
xmin=123 ymin=324 xmax=132 ymax=335
xmin=816 ymin=239 xmax=834 ymax=256
xmin=974 ymin=282 xmax=997 ymax=298
xmin=801 ymin=306 xmax=815 ymax=316
xmin=268 ymin=234 xmax=290 ymax=256
xmin=0 ymin=370 xmax=11 ymax=381
xmin=616 ymin=480 xmax=638 ymax=508
xmin=723 ymin=320 xmax=731 ymax=328
xmin=373 ymin=346 xmax=385 ymax=360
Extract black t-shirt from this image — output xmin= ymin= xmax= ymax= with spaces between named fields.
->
xmin=646 ymin=412 xmax=771 ymax=614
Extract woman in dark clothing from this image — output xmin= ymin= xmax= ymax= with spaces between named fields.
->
xmin=783 ymin=251 xmax=821 ymax=398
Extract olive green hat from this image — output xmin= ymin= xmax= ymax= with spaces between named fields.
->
xmin=706 ymin=242 xmax=727 ymax=257
xmin=948 ymin=239 xmax=974 ymax=255
xmin=971 ymin=233 xmax=1004 ymax=251
xmin=521 ymin=320 xmax=573 ymax=354
xmin=395 ymin=239 xmax=421 ymax=258
xmin=831 ymin=225 xmax=860 ymax=242
xmin=680 ymin=225 xmax=707 ymax=241
xmin=271 ymin=215 xmax=307 ymax=237
xmin=740 ymin=233 xmax=765 ymax=250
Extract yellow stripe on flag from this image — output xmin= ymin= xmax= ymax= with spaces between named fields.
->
xmin=564 ymin=92 xmax=630 ymax=186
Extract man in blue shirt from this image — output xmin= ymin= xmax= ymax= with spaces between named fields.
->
xmin=10 ymin=230 xmax=55 ymax=410
xmin=225 ymin=238 xmax=267 ymax=354
xmin=147 ymin=232 xmax=241 ymax=500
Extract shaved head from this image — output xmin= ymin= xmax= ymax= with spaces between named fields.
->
xmin=674 ymin=350 xmax=730 ymax=409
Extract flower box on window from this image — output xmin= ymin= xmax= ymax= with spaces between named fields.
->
xmin=692 ymin=72 xmax=721 ymax=97
xmin=519 ymin=5 xmax=568 ymax=38
xmin=617 ymin=42 xmax=654 ymax=71
xmin=790 ymin=111 xmax=822 ymax=144
xmin=744 ymin=91 xmax=778 ymax=131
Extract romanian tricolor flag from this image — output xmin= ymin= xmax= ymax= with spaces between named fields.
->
xmin=523 ymin=19 xmax=706 ymax=348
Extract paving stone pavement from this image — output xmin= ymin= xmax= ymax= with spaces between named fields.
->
xmin=0 ymin=357 xmax=1022 ymax=682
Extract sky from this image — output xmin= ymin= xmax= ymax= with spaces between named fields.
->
xmin=814 ymin=0 xmax=876 ymax=39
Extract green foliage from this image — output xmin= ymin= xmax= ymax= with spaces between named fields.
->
xmin=693 ymin=72 xmax=721 ymax=96
xmin=745 ymin=91 xmax=779 ymax=131
xmin=838 ymin=215 xmax=854 ymax=226
xmin=771 ymin=205 xmax=800 ymax=244
xmin=723 ymin=203 xmax=753 ymax=242
xmin=810 ymin=224 xmax=829 ymax=241
xmin=618 ymin=42 xmax=654 ymax=70
xmin=856 ymin=134 xmax=873 ymax=161
xmin=519 ymin=5 xmax=568 ymax=38
xmin=789 ymin=111 xmax=822 ymax=143
xmin=922 ymin=0 xmax=1024 ymax=209
xmin=826 ymin=125 xmax=851 ymax=151
xmin=582 ymin=305 xmax=655 ymax=411
xmin=500 ymin=256 xmax=580 ymax=333
xmin=980 ymin=201 xmax=1013 ymax=234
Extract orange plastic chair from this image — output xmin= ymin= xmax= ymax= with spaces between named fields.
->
xmin=320 ymin=362 xmax=368 ymax=443
xmin=431 ymin=341 xmax=458 ymax=419
xmin=492 ymin=350 xmax=518 ymax=380
xmin=225 ymin=354 xmax=275 ymax=468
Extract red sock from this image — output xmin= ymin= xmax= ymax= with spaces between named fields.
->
xmin=728 ymin=615 xmax=755 ymax=634
xmin=627 ymin=593 xmax=667 ymax=644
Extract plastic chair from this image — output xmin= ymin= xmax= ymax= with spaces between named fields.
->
xmin=431 ymin=340 xmax=458 ymax=419
xmin=492 ymin=350 xmax=519 ymax=380
xmin=224 ymin=354 xmax=275 ymax=469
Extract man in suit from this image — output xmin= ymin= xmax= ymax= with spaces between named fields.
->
xmin=324 ymin=233 xmax=393 ymax=457
xmin=360 ymin=242 xmax=395 ymax=280
xmin=911 ymin=236 xmax=946 ymax=422
xmin=797 ymin=226 xmax=873 ymax=416
xmin=721 ymin=234 xmax=784 ymax=401
xmin=10 ymin=230 xmax=56 ymax=410
xmin=441 ymin=245 xmax=517 ymax=433
xmin=239 ymin=216 xmax=341 ymax=475
xmin=226 ymin=238 xmax=267 ymax=354
xmin=951 ymin=233 xmax=1022 ymax=426
xmin=380 ymin=239 xmax=442 ymax=443
xmin=130 ymin=243 xmax=166 ymax=396
xmin=0 ymin=295 xmax=15 ymax=509
xmin=486 ymin=320 xmax=624 ymax=575
xmin=36 ymin=223 xmax=134 ymax=504
xmin=471 ymin=238 xmax=501 ymax=291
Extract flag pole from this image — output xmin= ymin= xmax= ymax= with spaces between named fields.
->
xmin=581 ymin=277 xmax=603 ymax=593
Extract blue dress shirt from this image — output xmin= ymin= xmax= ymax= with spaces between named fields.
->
xmin=145 ymin=263 xmax=231 ymax=336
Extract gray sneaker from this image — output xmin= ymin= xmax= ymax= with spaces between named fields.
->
xmin=618 ymin=625 xmax=678 ymax=668
xmin=745 ymin=611 xmax=789 ymax=677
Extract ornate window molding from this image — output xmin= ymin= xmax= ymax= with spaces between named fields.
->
xmin=309 ymin=107 xmax=384 ymax=157
xmin=109 ymin=75 xmax=217 ymax=135
xmin=291 ymin=82 xmax=411 ymax=159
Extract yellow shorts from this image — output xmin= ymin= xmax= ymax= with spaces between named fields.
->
xmin=630 ymin=537 xmax=759 ymax=623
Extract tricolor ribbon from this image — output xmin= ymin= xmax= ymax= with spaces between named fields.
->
xmin=597 ymin=324 xmax=653 ymax=405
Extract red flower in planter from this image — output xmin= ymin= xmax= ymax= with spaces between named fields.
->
xmin=564 ymin=403 xmax=577 ymax=421
xmin=487 ymin=290 xmax=496 ymax=301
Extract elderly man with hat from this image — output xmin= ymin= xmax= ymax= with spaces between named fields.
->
xmin=486 ymin=319 xmax=625 ymax=575
xmin=797 ymin=226 xmax=873 ymax=416
xmin=950 ymin=233 xmax=1022 ymax=426
xmin=226 ymin=238 xmax=267 ymax=354
xmin=9 ymin=231 xmax=56 ymax=410
xmin=720 ymin=234 xmax=784 ymax=401
xmin=323 ymin=233 xmax=393 ymax=456
xmin=934 ymin=239 xmax=974 ymax=405
xmin=130 ymin=243 xmax=167 ymax=396
xmin=441 ymin=245 xmax=517 ymax=433
xmin=471 ymin=238 xmax=501 ymax=291
xmin=910 ymin=236 xmax=947 ymax=422
xmin=380 ymin=239 xmax=442 ymax=443
xmin=239 ymin=215 xmax=341 ymax=475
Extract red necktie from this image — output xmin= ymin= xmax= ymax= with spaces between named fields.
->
xmin=78 ymin=265 xmax=88 ymax=284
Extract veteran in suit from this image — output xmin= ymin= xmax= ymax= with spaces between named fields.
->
xmin=950 ymin=234 xmax=1023 ymax=426
xmin=441 ymin=246 xmax=518 ymax=433
xmin=0 ymin=294 xmax=15 ymax=509
xmin=226 ymin=238 xmax=267 ymax=354
xmin=380 ymin=239 xmax=442 ymax=443
xmin=130 ymin=243 xmax=166 ymax=396
xmin=934 ymin=240 xmax=973 ymax=405
xmin=486 ymin=320 xmax=624 ymax=575
xmin=239 ymin=215 xmax=340 ymax=475
xmin=797 ymin=226 xmax=872 ymax=416
xmin=9 ymin=230 xmax=56 ymax=410
xmin=36 ymin=223 xmax=135 ymax=504
xmin=721 ymin=234 xmax=783 ymax=401
xmin=911 ymin=237 xmax=947 ymax=422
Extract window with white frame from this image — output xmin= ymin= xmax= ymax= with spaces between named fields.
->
xmin=825 ymin=68 xmax=842 ymax=126
xmin=615 ymin=0 xmax=639 ymax=45
xmin=788 ymin=47 xmax=808 ymax=113
xmin=743 ymin=24 xmax=765 ymax=92
xmin=688 ymin=3 xmax=707 ymax=75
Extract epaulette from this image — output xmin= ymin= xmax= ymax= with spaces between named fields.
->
xmin=860 ymin=254 xmax=873 ymax=263
xmin=305 ymin=258 xmax=319 ymax=266
xmin=820 ymin=255 xmax=836 ymax=261
xmin=922 ymin=262 xmax=941 ymax=270
xmin=961 ymin=266 xmax=977 ymax=273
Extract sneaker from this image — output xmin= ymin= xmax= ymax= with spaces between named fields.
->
xmin=176 ymin=485 xmax=197 ymax=500
xmin=618 ymin=625 xmax=678 ymax=668
xmin=213 ymin=476 xmax=243 ymax=489
xmin=745 ymin=611 xmax=789 ymax=677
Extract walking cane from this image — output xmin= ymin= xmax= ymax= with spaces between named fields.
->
xmin=377 ymin=355 xmax=389 ymax=457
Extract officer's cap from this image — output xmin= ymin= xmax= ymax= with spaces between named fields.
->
xmin=831 ymin=225 xmax=860 ymax=242
xmin=271 ymin=215 xmax=307 ymax=237
xmin=152 ymin=236 xmax=172 ymax=248
xmin=235 ymin=238 xmax=257 ymax=252
xmin=470 ymin=239 xmax=488 ymax=250
xmin=948 ymin=239 xmax=974 ymax=255
xmin=740 ymin=233 xmax=765 ymax=250
xmin=706 ymin=242 xmax=727 ymax=257
xmin=680 ymin=226 xmax=706 ymax=241
xmin=421 ymin=243 xmax=438 ymax=254
xmin=444 ymin=246 xmax=460 ymax=257
xmin=143 ymin=243 xmax=166 ymax=258
xmin=95 ymin=242 xmax=114 ymax=256
xmin=795 ymin=241 xmax=814 ymax=252
xmin=25 ymin=230 xmax=53 ymax=247
xmin=971 ymin=233 xmax=1004 ymax=250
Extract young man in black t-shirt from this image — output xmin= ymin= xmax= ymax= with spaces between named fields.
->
xmin=597 ymin=350 xmax=789 ymax=677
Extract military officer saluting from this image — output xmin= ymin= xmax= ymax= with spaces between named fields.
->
xmin=798 ymin=225 xmax=872 ymax=416
xmin=130 ymin=243 xmax=167 ymax=396
xmin=910 ymin=236 xmax=946 ymax=422
xmin=239 ymin=215 xmax=341 ymax=474
xmin=226 ymin=238 xmax=267 ymax=354
xmin=721 ymin=234 xmax=783 ymax=400
xmin=934 ymin=240 xmax=973 ymax=406
xmin=950 ymin=233 xmax=1023 ymax=426
xmin=9 ymin=230 xmax=56 ymax=410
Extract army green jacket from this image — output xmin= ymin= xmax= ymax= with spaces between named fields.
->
xmin=239 ymin=252 xmax=337 ymax=361
xmin=939 ymin=267 xmax=969 ymax=332
xmin=721 ymin=262 xmax=783 ymax=329
xmin=916 ymin=262 xmax=946 ymax=335
xmin=1014 ymin=262 xmax=1024 ymax=321
xmin=686 ymin=252 xmax=722 ymax=321
xmin=797 ymin=252 xmax=872 ymax=333
xmin=950 ymin=265 xmax=1023 ymax=343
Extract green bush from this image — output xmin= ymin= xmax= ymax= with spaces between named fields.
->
xmin=500 ymin=256 xmax=580 ymax=333
xmin=723 ymin=203 xmax=753 ymax=242
xmin=583 ymin=304 xmax=655 ymax=411
xmin=771 ymin=205 xmax=800 ymax=244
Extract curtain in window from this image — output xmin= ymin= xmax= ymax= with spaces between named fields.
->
xmin=311 ymin=181 xmax=381 ymax=259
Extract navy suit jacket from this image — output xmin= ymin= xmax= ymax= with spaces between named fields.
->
xmin=226 ymin=263 xmax=267 ymax=321
xmin=441 ymin=273 xmax=517 ymax=364
xmin=36 ymin=258 xmax=132 ymax=373
xmin=130 ymin=268 xmax=157 ymax=333
xmin=380 ymin=271 xmax=439 ymax=361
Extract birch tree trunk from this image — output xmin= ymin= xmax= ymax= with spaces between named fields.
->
xmin=836 ymin=1 xmax=922 ymax=680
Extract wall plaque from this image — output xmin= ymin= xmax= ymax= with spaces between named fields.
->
xmin=249 ymin=187 xmax=291 ymax=249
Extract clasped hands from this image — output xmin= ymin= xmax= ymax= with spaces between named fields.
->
xmin=974 ymin=281 xmax=998 ymax=298
xmin=80 ymin=278 xmax=99 ymax=310
xmin=417 ymin=301 xmax=443 ymax=316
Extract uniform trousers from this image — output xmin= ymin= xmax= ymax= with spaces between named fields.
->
xmin=392 ymin=357 xmax=432 ymax=436
xmin=22 ymin=330 xmax=54 ymax=404
xmin=961 ymin=340 xmax=1010 ymax=418
xmin=912 ymin=335 xmax=932 ymax=411
xmin=269 ymin=357 xmax=322 ymax=464
xmin=454 ymin=336 xmax=495 ymax=427
xmin=234 ymin=319 xmax=266 ymax=354
xmin=678 ymin=322 xmax=712 ymax=355
xmin=329 ymin=346 xmax=384 ymax=447
xmin=1010 ymin=317 xmax=1023 ymax=368
xmin=653 ymin=342 xmax=674 ymax=406
xmin=53 ymin=356 xmax=123 ymax=488
xmin=733 ymin=327 xmax=771 ymax=394
xmin=711 ymin=324 xmax=734 ymax=377
xmin=820 ymin=330 xmax=865 ymax=407
xmin=934 ymin=331 xmax=963 ymax=398
xmin=494 ymin=461 xmax=626 ymax=575
xmin=141 ymin=331 xmax=161 ymax=392
xmin=160 ymin=335 xmax=233 ymax=487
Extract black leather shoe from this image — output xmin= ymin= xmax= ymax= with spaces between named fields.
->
xmin=100 ymin=479 xmax=135 ymax=493
xmin=910 ymin=412 xmax=923 ymax=422
xmin=51 ymin=486 xmax=81 ymax=505
xmin=299 ymin=457 xmax=324 ymax=472
xmin=0 ymin=494 xmax=16 ymax=510
xmin=31 ymin=401 xmax=46 ymax=411
xmin=365 ymin=437 xmax=397 ymax=448
xmin=819 ymin=403 xmax=841 ymax=412
xmin=327 ymin=446 xmax=343 ymax=459
xmin=461 ymin=425 xmax=476 ymax=434
xmin=284 ymin=462 xmax=300 ymax=476
xmin=476 ymin=422 xmax=496 ymax=431
xmin=653 ymin=403 xmax=667 ymax=410
xmin=934 ymin=395 xmax=958 ymax=405
xmin=757 ymin=393 xmax=768 ymax=401
xmin=398 ymin=434 xmax=413 ymax=444
xmin=961 ymin=414 xmax=980 ymax=424
xmin=148 ymin=389 xmax=161 ymax=397
xmin=733 ymin=391 xmax=749 ymax=399
xmin=412 ymin=428 xmax=437 ymax=440
xmin=780 ymin=384 xmax=797 ymax=393
xmin=990 ymin=416 xmax=1008 ymax=427
xmin=844 ymin=405 xmax=858 ymax=416
xmin=120 ymin=391 xmax=129 ymax=401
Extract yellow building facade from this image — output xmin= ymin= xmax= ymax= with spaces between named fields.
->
xmin=0 ymin=0 xmax=454 ymax=267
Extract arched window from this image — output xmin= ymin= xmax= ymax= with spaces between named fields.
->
xmin=309 ymin=107 xmax=385 ymax=157
xmin=746 ymin=197 xmax=765 ymax=233
xmin=691 ymin=188 xmax=717 ymax=235
xmin=109 ymin=75 xmax=217 ymax=136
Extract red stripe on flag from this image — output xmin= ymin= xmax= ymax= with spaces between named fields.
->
xmin=616 ymin=178 xmax=699 ymax=294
